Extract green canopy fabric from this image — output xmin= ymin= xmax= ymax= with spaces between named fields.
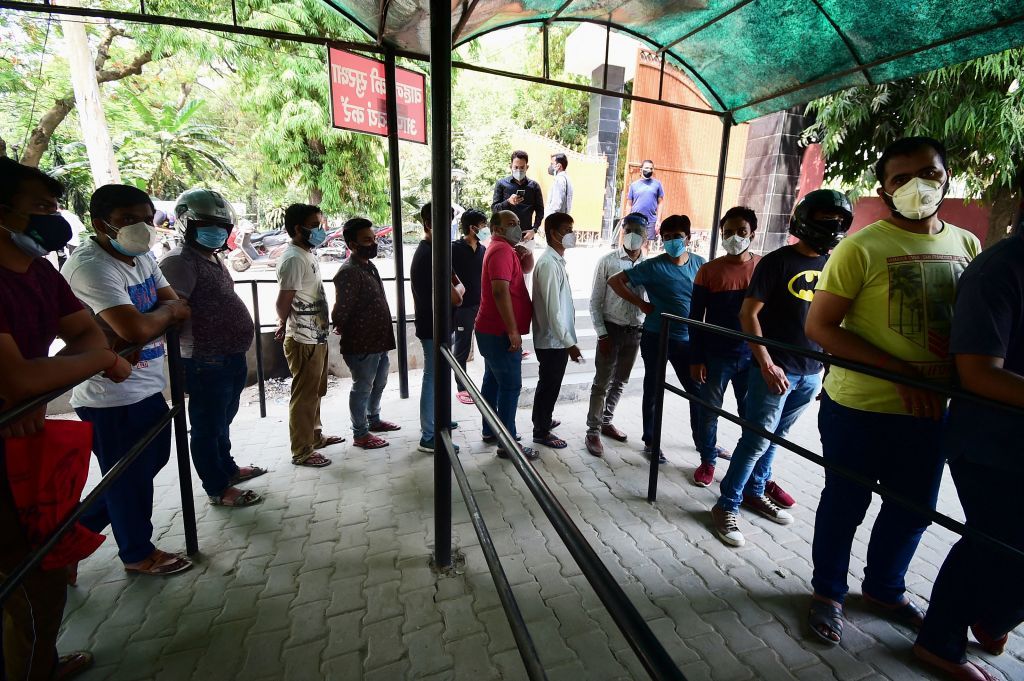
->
xmin=320 ymin=0 xmax=1024 ymax=122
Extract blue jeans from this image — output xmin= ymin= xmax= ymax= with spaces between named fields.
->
xmin=916 ymin=459 xmax=1024 ymax=662
xmin=343 ymin=352 xmax=390 ymax=438
xmin=696 ymin=354 xmax=751 ymax=465
xmin=75 ymin=393 xmax=171 ymax=564
xmin=420 ymin=338 xmax=438 ymax=441
xmin=639 ymin=331 xmax=700 ymax=447
xmin=811 ymin=393 xmax=944 ymax=604
xmin=716 ymin=368 xmax=820 ymax=513
xmin=475 ymin=331 xmax=522 ymax=439
xmin=184 ymin=353 xmax=247 ymax=497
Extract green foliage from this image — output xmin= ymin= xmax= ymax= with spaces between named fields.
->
xmin=804 ymin=49 xmax=1024 ymax=201
xmin=514 ymin=25 xmax=590 ymax=151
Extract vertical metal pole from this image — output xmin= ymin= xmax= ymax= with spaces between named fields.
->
xmin=708 ymin=116 xmax=733 ymax=259
xmin=385 ymin=47 xmax=410 ymax=400
xmin=250 ymin=281 xmax=267 ymax=418
xmin=165 ymin=328 xmax=199 ymax=555
xmin=430 ymin=0 xmax=453 ymax=570
xmin=230 ymin=0 xmax=238 ymax=25
xmin=602 ymin=23 xmax=611 ymax=90
xmin=657 ymin=52 xmax=666 ymax=100
xmin=542 ymin=24 xmax=550 ymax=80
xmin=647 ymin=321 xmax=670 ymax=502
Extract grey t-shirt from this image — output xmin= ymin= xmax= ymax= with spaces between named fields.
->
xmin=62 ymin=238 xmax=169 ymax=408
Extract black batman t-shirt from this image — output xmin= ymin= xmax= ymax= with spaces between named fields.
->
xmin=746 ymin=245 xmax=827 ymax=375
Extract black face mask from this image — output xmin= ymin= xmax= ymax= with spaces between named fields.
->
xmin=355 ymin=243 xmax=378 ymax=260
xmin=641 ymin=169 xmax=653 ymax=179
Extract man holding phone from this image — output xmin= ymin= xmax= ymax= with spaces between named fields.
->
xmin=492 ymin=150 xmax=544 ymax=241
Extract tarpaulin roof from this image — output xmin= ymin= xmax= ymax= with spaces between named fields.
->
xmin=321 ymin=0 xmax=1024 ymax=122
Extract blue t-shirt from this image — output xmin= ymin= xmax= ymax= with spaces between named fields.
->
xmin=945 ymin=234 xmax=1024 ymax=474
xmin=627 ymin=178 xmax=664 ymax=228
xmin=625 ymin=252 xmax=706 ymax=341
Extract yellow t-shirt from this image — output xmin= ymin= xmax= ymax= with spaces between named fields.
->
xmin=817 ymin=219 xmax=980 ymax=414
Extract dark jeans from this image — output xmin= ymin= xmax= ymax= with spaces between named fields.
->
xmin=639 ymin=331 xmax=700 ymax=447
xmin=696 ymin=354 xmax=751 ymax=465
xmin=476 ymin=331 xmax=522 ymax=439
xmin=452 ymin=305 xmax=479 ymax=391
xmin=75 ymin=393 xmax=172 ymax=564
xmin=586 ymin=322 xmax=642 ymax=433
xmin=811 ymin=393 xmax=945 ymax=604
xmin=916 ymin=460 xmax=1024 ymax=662
xmin=532 ymin=347 xmax=569 ymax=438
xmin=184 ymin=353 xmax=247 ymax=497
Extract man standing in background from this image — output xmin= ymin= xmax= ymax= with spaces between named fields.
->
xmin=546 ymin=153 xmax=574 ymax=216
xmin=452 ymin=209 xmax=488 ymax=405
xmin=625 ymin=160 xmax=665 ymax=253
xmin=492 ymin=150 xmax=544 ymax=241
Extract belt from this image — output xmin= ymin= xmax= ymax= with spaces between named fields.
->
xmin=606 ymin=321 xmax=643 ymax=332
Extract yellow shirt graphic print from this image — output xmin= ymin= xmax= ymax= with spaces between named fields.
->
xmin=787 ymin=269 xmax=821 ymax=302
xmin=816 ymin=219 xmax=980 ymax=414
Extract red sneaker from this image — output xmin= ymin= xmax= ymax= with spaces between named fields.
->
xmin=765 ymin=480 xmax=795 ymax=508
xmin=692 ymin=462 xmax=715 ymax=487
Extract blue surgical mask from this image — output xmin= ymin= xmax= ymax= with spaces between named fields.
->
xmin=476 ymin=227 xmax=491 ymax=241
xmin=306 ymin=226 xmax=327 ymax=248
xmin=1 ymin=211 xmax=72 ymax=257
xmin=195 ymin=226 xmax=229 ymax=250
xmin=663 ymin=236 xmax=687 ymax=258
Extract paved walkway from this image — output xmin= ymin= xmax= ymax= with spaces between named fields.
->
xmin=59 ymin=369 xmax=1023 ymax=681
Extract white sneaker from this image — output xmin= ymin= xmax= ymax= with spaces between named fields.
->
xmin=712 ymin=506 xmax=745 ymax=547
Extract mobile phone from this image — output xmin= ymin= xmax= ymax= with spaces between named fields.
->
xmin=516 ymin=189 xmax=526 ymax=198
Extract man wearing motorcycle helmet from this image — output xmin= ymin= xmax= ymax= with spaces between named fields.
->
xmin=805 ymin=138 xmax=980 ymax=647
xmin=711 ymin=189 xmax=852 ymax=551
xmin=159 ymin=189 xmax=264 ymax=507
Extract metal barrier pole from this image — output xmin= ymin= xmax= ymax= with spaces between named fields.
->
xmin=165 ymin=327 xmax=199 ymax=555
xmin=250 ymin=280 xmax=267 ymax=418
xmin=0 ymin=406 xmax=179 ymax=606
xmin=708 ymin=117 xmax=732 ymax=259
xmin=385 ymin=46 xmax=410 ymax=400
xmin=647 ymin=321 xmax=671 ymax=502
xmin=441 ymin=348 xmax=686 ymax=681
xmin=441 ymin=432 xmax=548 ymax=681
xmin=430 ymin=0 xmax=453 ymax=570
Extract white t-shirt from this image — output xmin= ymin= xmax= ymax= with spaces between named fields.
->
xmin=62 ymin=238 xmax=170 ymax=408
xmin=276 ymin=244 xmax=328 ymax=344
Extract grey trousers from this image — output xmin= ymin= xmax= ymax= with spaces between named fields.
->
xmin=586 ymin=322 xmax=642 ymax=433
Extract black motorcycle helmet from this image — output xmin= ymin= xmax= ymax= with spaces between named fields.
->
xmin=789 ymin=189 xmax=853 ymax=254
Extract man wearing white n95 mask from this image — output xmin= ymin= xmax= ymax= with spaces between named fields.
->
xmin=584 ymin=213 xmax=648 ymax=457
xmin=530 ymin=212 xmax=580 ymax=451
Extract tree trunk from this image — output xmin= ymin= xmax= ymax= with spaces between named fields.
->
xmin=62 ymin=1 xmax=121 ymax=186
xmin=0 ymin=135 xmax=6 ymax=158
xmin=20 ymin=96 xmax=75 ymax=167
xmin=985 ymin=187 xmax=1019 ymax=248
xmin=309 ymin=186 xmax=324 ymax=205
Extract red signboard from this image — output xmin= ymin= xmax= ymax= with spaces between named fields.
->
xmin=328 ymin=46 xmax=427 ymax=145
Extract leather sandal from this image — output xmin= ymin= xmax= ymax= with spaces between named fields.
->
xmin=807 ymin=596 xmax=843 ymax=645
xmin=54 ymin=651 xmax=94 ymax=681
xmin=971 ymin=623 xmax=1008 ymax=656
xmin=913 ymin=644 xmax=997 ymax=680
xmin=124 ymin=549 xmax=192 ymax=576
xmin=369 ymin=420 xmax=401 ymax=433
xmin=863 ymin=592 xmax=925 ymax=628
xmin=209 ymin=488 xmax=263 ymax=507
xmin=229 ymin=465 xmax=268 ymax=484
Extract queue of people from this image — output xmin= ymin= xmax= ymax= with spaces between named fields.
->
xmin=0 ymin=136 xmax=1021 ymax=681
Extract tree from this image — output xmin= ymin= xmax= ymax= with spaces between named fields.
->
xmin=804 ymin=49 xmax=1024 ymax=246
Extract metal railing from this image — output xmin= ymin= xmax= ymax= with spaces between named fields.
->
xmin=0 ymin=328 xmax=198 ymax=606
xmin=437 ymin=346 xmax=687 ymax=681
xmin=648 ymin=313 xmax=1024 ymax=562
xmin=234 ymin=277 xmax=415 ymax=418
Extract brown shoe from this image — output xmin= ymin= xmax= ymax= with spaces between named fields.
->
xmin=585 ymin=433 xmax=604 ymax=457
xmin=600 ymin=424 xmax=628 ymax=442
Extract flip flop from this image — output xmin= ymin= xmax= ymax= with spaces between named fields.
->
xmin=456 ymin=391 xmax=475 ymax=405
xmin=532 ymin=433 xmax=568 ymax=449
xmin=913 ymin=644 xmax=997 ymax=680
xmin=124 ymin=549 xmax=192 ymax=576
xmin=548 ymin=419 xmax=561 ymax=430
xmin=807 ymin=596 xmax=843 ymax=645
xmin=230 ymin=465 xmax=268 ymax=484
xmin=209 ymin=489 xmax=263 ymax=507
xmin=369 ymin=421 xmax=401 ymax=433
xmin=293 ymin=452 xmax=332 ymax=467
xmin=54 ymin=651 xmax=94 ymax=681
xmin=354 ymin=434 xmax=389 ymax=449
xmin=316 ymin=435 xmax=347 ymax=447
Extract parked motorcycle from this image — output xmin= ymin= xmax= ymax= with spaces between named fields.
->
xmin=228 ymin=229 xmax=291 ymax=272
xmin=318 ymin=225 xmax=395 ymax=261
